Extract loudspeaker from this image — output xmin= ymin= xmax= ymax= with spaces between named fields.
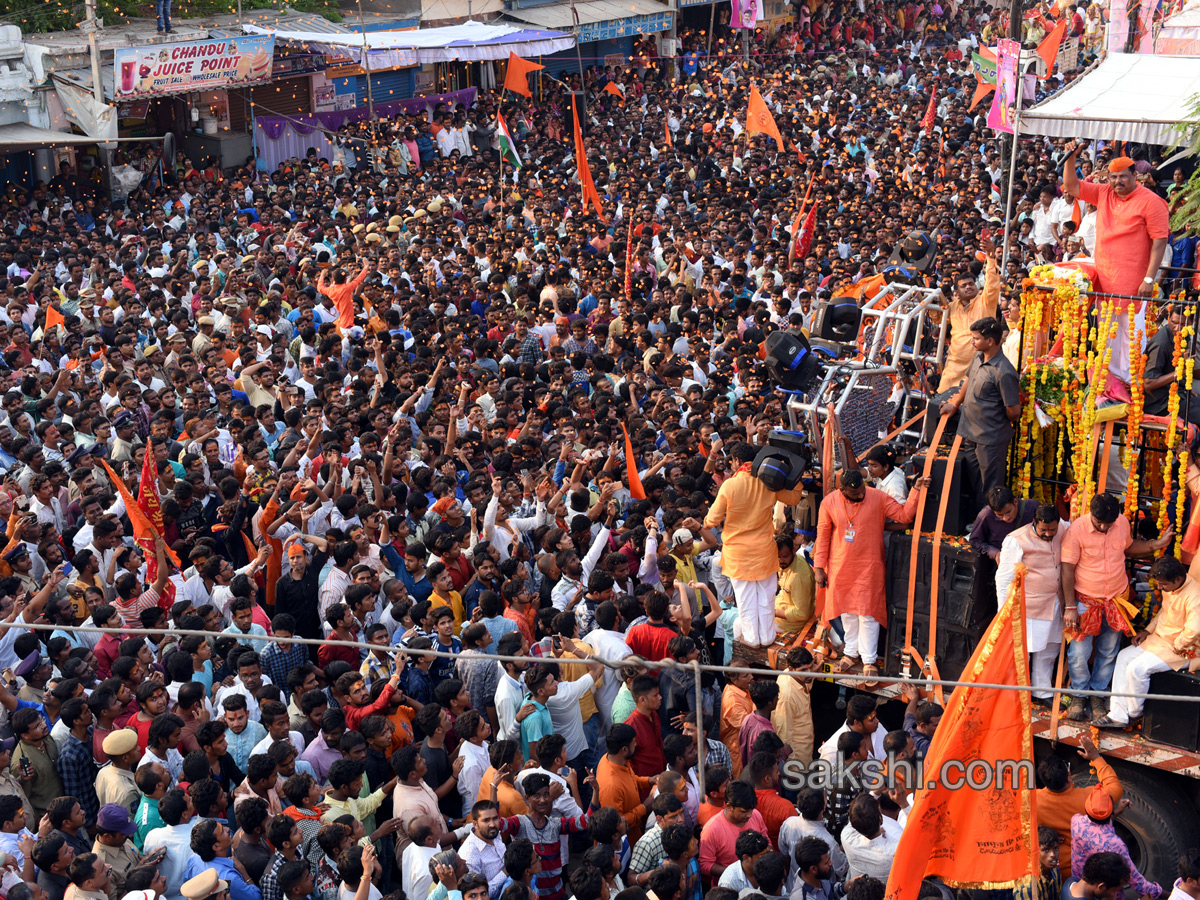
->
xmin=1143 ymin=670 xmax=1200 ymax=752
xmin=764 ymin=330 xmax=821 ymax=393
xmin=752 ymin=429 xmax=812 ymax=492
xmin=887 ymin=230 xmax=937 ymax=273
xmin=909 ymin=451 xmax=976 ymax=536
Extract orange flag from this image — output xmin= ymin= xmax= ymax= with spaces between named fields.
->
xmin=101 ymin=460 xmax=158 ymax=546
xmin=503 ymin=51 xmax=543 ymax=98
xmin=621 ymin=423 xmax=646 ymax=500
xmin=136 ymin=442 xmax=181 ymax=569
xmin=883 ymin=565 xmax=1040 ymax=900
xmin=603 ymin=82 xmax=625 ymax=101
xmin=664 ymin=121 xmax=673 ymax=148
xmin=571 ymin=94 xmax=605 ymax=221
xmin=921 ymin=88 xmax=937 ymax=131
xmin=257 ymin=496 xmax=283 ymax=611
xmin=746 ymin=85 xmax=784 ymax=151
xmin=970 ymin=79 xmax=995 ymax=110
xmin=45 ymin=305 xmax=64 ymax=333
xmin=1037 ymin=18 xmax=1068 ymax=77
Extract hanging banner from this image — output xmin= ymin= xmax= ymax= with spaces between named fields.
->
xmin=988 ymin=38 xmax=1019 ymax=134
xmin=731 ymin=0 xmax=764 ymax=29
xmin=114 ymin=36 xmax=276 ymax=99
xmin=1108 ymin=0 xmax=1130 ymax=52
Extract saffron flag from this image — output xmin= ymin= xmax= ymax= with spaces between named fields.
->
xmin=502 ymin=51 xmax=543 ymax=98
xmin=664 ymin=121 xmax=673 ymax=148
xmin=498 ymin=113 xmax=523 ymax=170
xmin=921 ymin=88 xmax=937 ymax=131
xmin=1037 ymin=18 xmax=1068 ymax=77
xmin=101 ymin=458 xmax=164 ymax=579
xmin=746 ymin=85 xmax=784 ymax=151
xmin=883 ymin=565 xmax=1040 ymax=900
xmin=603 ymin=82 xmax=625 ymax=101
xmin=44 ymin=305 xmax=64 ymax=333
xmin=970 ymin=49 xmax=998 ymax=109
xmin=571 ymin=94 xmax=605 ymax=221
xmin=624 ymin=213 xmax=635 ymax=301
xmin=621 ymin=423 xmax=646 ymax=500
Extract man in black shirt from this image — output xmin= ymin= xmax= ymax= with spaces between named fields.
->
xmin=415 ymin=703 xmax=465 ymax=823
xmin=272 ymin=533 xmax=330 ymax=655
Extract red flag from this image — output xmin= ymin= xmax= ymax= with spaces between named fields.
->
xmin=503 ymin=51 xmax=543 ymax=98
xmin=1037 ymin=18 xmax=1068 ymax=77
xmin=921 ymin=89 xmax=937 ymax=131
xmin=571 ymin=94 xmax=605 ymax=221
xmin=794 ymin=203 xmax=818 ymax=260
xmin=621 ymin=424 xmax=646 ymax=500
xmin=101 ymin=460 xmax=158 ymax=548
xmin=883 ymin=566 xmax=1039 ymax=900
xmin=44 ymin=305 xmax=64 ymax=333
xmin=788 ymin=175 xmax=816 ymax=264
xmin=746 ymin=85 xmax=784 ymax=151
xmin=136 ymin=442 xmax=181 ymax=570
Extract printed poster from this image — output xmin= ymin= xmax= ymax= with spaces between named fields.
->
xmin=731 ymin=0 xmax=765 ymax=28
xmin=114 ymin=36 xmax=275 ymax=99
xmin=1108 ymin=0 xmax=1129 ymax=52
xmin=987 ymin=38 xmax=1019 ymax=134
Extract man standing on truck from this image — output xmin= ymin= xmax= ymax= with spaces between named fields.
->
xmin=1060 ymin=493 xmax=1174 ymax=721
xmin=813 ymin=469 xmax=929 ymax=685
xmin=995 ymin=504 xmax=1068 ymax=703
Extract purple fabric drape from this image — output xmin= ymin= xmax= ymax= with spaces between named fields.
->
xmin=253 ymin=86 xmax=478 ymax=172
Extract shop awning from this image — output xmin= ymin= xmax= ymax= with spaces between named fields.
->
xmin=505 ymin=0 xmax=669 ymax=28
xmin=242 ymin=19 xmax=574 ymax=62
xmin=1018 ymin=52 xmax=1200 ymax=145
xmin=0 ymin=123 xmax=99 ymax=149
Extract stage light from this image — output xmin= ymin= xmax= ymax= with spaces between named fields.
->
xmin=764 ymin=329 xmax=821 ymax=394
xmin=752 ymin=429 xmax=813 ymax=492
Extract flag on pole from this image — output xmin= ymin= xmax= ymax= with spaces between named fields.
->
xmin=603 ymin=82 xmax=625 ymax=101
xmin=44 ymin=305 xmax=64 ymax=333
xmin=970 ymin=49 xmax=998 ymax=109
xmin=794 ymin=203 xmax=818 ymax=260
xmin=1036 ymin=18 xmax=1068 ymax=77
xmin=664 ymin=121 xmax=673 ymax=148
xmin=136 ymin=442 xmax=181 ymax=569
xmin=621 ymin=424 xmax=646 ymax=500
xmin=502 ymin=51 xmax=543 ymax=98
xmin=883 ymin=565 xmax=1040 ymax=900
xmin=571 ymin=94 xmax=605 ymax=221
xmin=921 ymin=88 xmax=937 ymax=131
xmin=746 ymin=85 xmax=784 ymax=150
xmin=497 ymin=113 xmax=523 ymax=170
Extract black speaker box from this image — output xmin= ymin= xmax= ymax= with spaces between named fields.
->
xmin=909 ymin=451 xmax=976 ymax=536
xmin=1143 ymin=669 xmax=1200 ymax=752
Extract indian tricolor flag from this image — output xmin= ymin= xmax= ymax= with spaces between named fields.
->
xmin=498 ymin=114 xmax=523 ymax=170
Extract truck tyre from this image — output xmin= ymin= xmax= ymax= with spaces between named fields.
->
xmin=1086 ymin=763 xmax=1200 ymax=888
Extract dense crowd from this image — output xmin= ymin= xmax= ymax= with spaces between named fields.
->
xmin=0 ymin=6 xmax=1196 ymax=900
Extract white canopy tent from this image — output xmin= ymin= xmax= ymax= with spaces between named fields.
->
xmin=242 ymin=19 xmax=573 ymax=64
xmin=1157 ymin=2 xmax=1200 ymax=55
xmin=1017 ymin=52 xmax=1200 ymax=145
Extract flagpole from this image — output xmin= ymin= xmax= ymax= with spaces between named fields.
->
xmin=999 ymin=64 xmax=1026 ymax=278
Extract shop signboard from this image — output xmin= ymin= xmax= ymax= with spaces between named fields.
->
xmin=114 ymin=35 xmax=276 ymax=99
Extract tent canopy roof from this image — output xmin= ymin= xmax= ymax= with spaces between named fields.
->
xmin=0 ymin=123 xmax=98 ymax=149
xmin=243 ymin=19 xmax=573 ymax=61
xmin=1018 ymin=52 xmax=1200 ymax=145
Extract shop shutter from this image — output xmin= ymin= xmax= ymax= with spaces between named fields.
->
xmin=355 ymin=68 xmax=415 ymax=106
xmin=227 ymin=87 xmax=252 ymax=134
xmin=250 ymin=75 xmax=313 ymax=119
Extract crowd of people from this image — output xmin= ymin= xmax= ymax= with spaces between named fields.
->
xmin=0 ymin=4 xmax=1197 ymax=900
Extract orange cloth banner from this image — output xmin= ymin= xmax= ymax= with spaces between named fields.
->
xmin=884 ymin=564 xmax=1039 ymax=900
xmin=747 ymin=85 xmax=784 ymax=151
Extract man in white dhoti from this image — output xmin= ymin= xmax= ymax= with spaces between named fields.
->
xmin=995 ymin=504 xmax=1068 ymax=702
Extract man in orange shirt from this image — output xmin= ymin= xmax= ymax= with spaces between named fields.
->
xmin=1063 ymin=141 xmax=1169 ymax=387
xmin=704 ymin=442 xmax=806 ymax=650
xmin=1035 ymin=735 xmax=1121 ymax=877
xmin=718 ymin=667 xmax=754 ymax=777
xmin=595 ymin=722 xmax=654 ymax=843
xmin=1060 ymin=493 xmax=1172 ymax=720
xmin=317 ymin=260 xmax=373 ymax=330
